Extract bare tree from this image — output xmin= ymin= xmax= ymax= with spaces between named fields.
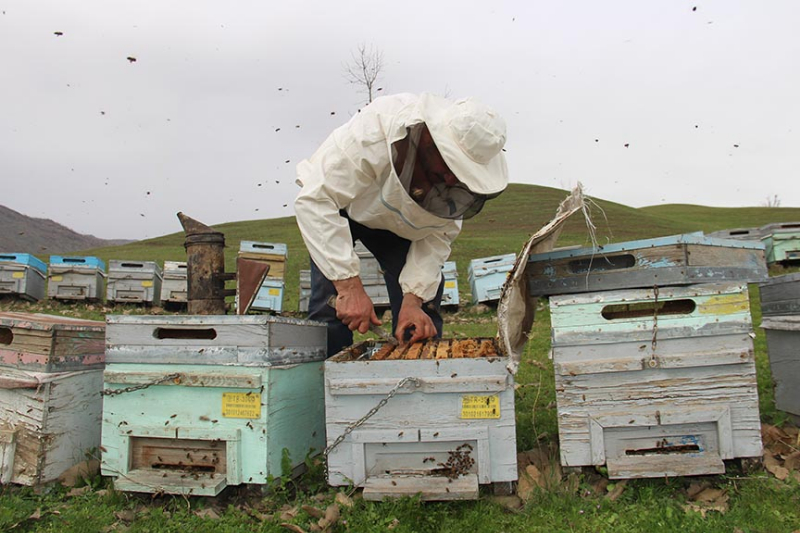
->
xmin=343 ymin=43 xmax=384 ymax=104
xmin=762 ymin=194 xmax=781 ymax=208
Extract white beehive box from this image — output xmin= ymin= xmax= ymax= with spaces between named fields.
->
xmin=550 ymin=282 xmax=762 ymax=479
xmin=325 ymin=338 xmax=516 ymax=500
xmin=468 ymin=253 xmax=515 ymax=305
xmin=0 ymin=254 xmax=47 ymax=302
xmin=0 ymin=368 xmax=104 ymax=485
xmin=239 ymin=241 xmax=288 ymax=313
xmin=160 ymin=261 xmax=188 ymax=305
xmin=101 ymin=315 xmax=327 ymax=496
xmin=48 ymin=256 xmax=106 ymax=302
xmin=106 ymin=260 xmax=163 ymax=305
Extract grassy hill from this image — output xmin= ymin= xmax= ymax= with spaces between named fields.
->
xmin=75 ymin=183 xmax=800 ymax=311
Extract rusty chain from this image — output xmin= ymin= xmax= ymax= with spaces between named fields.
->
xmin=100 ymin=373 xmax=182 ymax=396
xmin=323 ymin=376 xmax=421 ymax=458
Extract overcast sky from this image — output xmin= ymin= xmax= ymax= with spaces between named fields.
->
xmin=1 ymin=1 xmax=798 ymax=240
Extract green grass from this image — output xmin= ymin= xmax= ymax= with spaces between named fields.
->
xmin=4 ymin=184 xmax=800 ymax=532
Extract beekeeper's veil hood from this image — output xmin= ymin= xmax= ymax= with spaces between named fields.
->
xmin=420 ymin=93 xmax=509 ymax=197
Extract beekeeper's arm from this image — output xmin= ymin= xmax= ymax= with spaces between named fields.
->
xmin=294 ymin=129 xmax=383 ymax=334
xmin=394 ymin=223 xmax=460 ymax=344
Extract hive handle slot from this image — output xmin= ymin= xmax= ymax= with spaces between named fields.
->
xmin=568 ymin=254 xmax=635 ymax=274
xmin=601 ymin=299 xmax=696 ymax=320
xmin=63 ymin=258 xmax=87 ymax=263
xmin=153 ymin=328 xmax=218 ymax=340
xmin=0 ymin=327 xmax=12 ymax=345
xmin=251 ymin=244 xmax=275 ymax=250
xmin=120 ymin=263 xmax=144 ymax=268
xmin=0 ymin=255 xmax=17 ymax=261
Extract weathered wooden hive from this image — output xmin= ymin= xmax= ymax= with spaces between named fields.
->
xmin=0 ymin=312 xmax=105 ymax=485
xmin=706 ymin=227 xmax=765 ymax=242
xmin=760 ymin=222 xmax=800 ymax=265
xmin=47 ymin=255 xmax=106 ymax=302
xmin=467 ymin=253 xmax=515 ymax=305
xmin=160 ymin=261 xmax=188 ymax=305
xmin=549 ymin=282 xmax=762 ymax=479
xmin=526 ymin=233 xmax=768 ymax=297
xmin=106 ymin=260 xmax=163 ymax=305
xmin=0 ymin=253 xmax=47 ymax=301
xmin=441 ymin=261 xmax=460 ymax=308
xmin=238 ymin=241 xmax=287 ymax=313
xmin=325 ymin=338 xmax=517 ymax=500
xmin=759 ymin=273 xmax=800 ymax=425
xmin=101 ymin=315 xmax=327 ymax=496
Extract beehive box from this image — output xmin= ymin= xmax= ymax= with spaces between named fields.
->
xmin=760 ymin=223 xmax=800 ymax=265
xmin=706 ymin=227 xmax=765 ymax=241
xmin=527 ymin=233 xmax=768 ymax=297
xmin=106 ymin=260 xmax=163 ymax=305
xmin=759 ymin=273 xmax=800 ymax=317
xmin=160 ymin=261 xmax=188 ymax=305
xmin=0 ymin=312 xmax=105 ymax=372
xmin=441 ymin=261 xmax=460 ymax=308
xmin=325 ymin=338 xmax=516 ymax=500
xmin=467 ymin=253 xmax=515 ymax=305
xmin=354 ymin=241 xmax=390 ymax=308
xmin=101 ymin=315 xmax=327 ymax=496
xmin=0 ymin=253 xmax=47 ymax=301
xmin=48 ymin=255 xmax=106 ymax=301
xmin=760 ymin=316 xmax=800 ymax=425
xmin=550 ymin=282 xmax=762 ymax=479
xmin=1 ymin=367 xmax=104 ymax=485
xmin=238 ymin=242 xmax=288 ymax=313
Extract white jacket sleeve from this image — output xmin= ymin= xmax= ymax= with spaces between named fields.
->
xmin=294 ymin=116 xmax=387 ymax=282
xmin=399 ymin=220 xmax=461 ymax=302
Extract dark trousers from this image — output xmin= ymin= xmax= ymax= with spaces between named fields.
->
xmin=308 ymin=215 xmax=445 ymax=357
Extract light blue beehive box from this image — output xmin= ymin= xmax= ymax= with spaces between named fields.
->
xmin=442 ymin=261 xmax=459 ymax=308
xmin=101 ymin=314 xmax=327 ymax=496
xmin=48 ymin=255 xmax=106 ymax=301
xmin=239 ymin=241 xmax=287 ymax=313
xmin=0 ymin=253 xmax=47 ymax=301
xmin=467 ymin=253 xmax=516 ymax=305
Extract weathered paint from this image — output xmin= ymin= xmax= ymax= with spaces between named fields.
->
xmin=324 ymin=340 xmax=517 ymax=499
xmin=101 ymin=314 xmax=327 ymax=495
xmin=160 ymin=261 xmax=188 ymax=304
xmin=760 ymin=316 xmax=800 ymax=424
xmin=48 ymin=256 xmax=106 ymax=302
xmin=550 ymin=282 xmax=762 ymax=478
xmin=527 ymin=233 xmax=767 ymax=297
xmin=759 ymin=273 xmax=800 ymax=317
xmin=0 ymin=255 xmax=46 ymax=301
xmin=0 ymin=368 xmax=103 ymax=485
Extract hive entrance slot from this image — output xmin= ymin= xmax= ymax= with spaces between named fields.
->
xmin=154 ymin=328 xmax=217 ymax=340
xmin=120 ymin=263 xmax=144 ymax=268
xmin=602 ymin=299 xmax=696 ymax=320
xmin=625 ymin=444 xmax=700 ymax=456
xmin=568 ymin=254 xmax=635 ymax=274
xmin=0 ymin=327 xmax=12 ymax=345
xmin=130 ymin=437 xmax=226 ymax=474
xmin=63 ymin=258 xmax=86 ymax=263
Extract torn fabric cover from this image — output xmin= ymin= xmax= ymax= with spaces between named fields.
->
xmin=497 ymin=184 xmax=588 ymax=374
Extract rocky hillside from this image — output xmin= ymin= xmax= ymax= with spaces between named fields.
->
xmin=0 ymin=205 xmax=132 ymax=255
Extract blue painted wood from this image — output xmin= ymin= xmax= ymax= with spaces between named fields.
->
xmin=468 ymin=253 xmax=516 ymax=305
xmin=251 ymin=278 xmax=285 ymax=313
xmin=0 ymin=254 xmax=47 ymax=275
xmin=49 ymin=255 xmax=105 ymax=271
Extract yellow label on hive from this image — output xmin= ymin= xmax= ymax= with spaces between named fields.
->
xmin=50 ymin=275 xmax=63 ymax=282
xmin=141 ymin=280 xmax=153 ymax=287
xmin=444 ymin=281 xmax=456 ymax=288
xmin=268 ymin=288 xmax=280 ymax=296
xmin=222 ymin=392 xmax=262 ymax=419
xmin=12 ymin=272 xmax=24 ymax=279
xmin=699 ymin=293 xmax=749 ymax=315
xmin=460 ymin=395 xmax=500 ymax=419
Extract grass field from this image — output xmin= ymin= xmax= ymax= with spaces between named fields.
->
xmin=2 ymin=184 xmax=800 ymax=532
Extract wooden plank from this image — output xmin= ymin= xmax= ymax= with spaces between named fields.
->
xmin=607 ymin=454 xmax=725 ymax=479
xmin=103 ymin=370 xmax=262 ymax=389
xmin=363 ymin=473 xmax=479 ymax=501
xmin=130 ymin=436 xmax=227 ymax=473
xmin=113 ymin=469 xmax=227 ymax=496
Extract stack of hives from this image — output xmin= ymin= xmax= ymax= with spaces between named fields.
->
xmin=526 ymin=233 xmax=768 ymax=479
xmin=0 ymin=312 xmax=105 ymax=485
xmin=325 ymin=337 xmax=517 ymax=500
xmin=0 ymin=253 xmax=47 ymax=301
xmin=467 ymin=253 xmax=515 ymax=305
xmin=759 ymin=273 xmax=800 ymax=425
xmin=237 ymin=241 xmax=287 ymax=313
xmin=100 ymin=314 xmax=327 ymax=496
xmin=48 ymin=255 xmax=106 ymax=302
xmin=106 ymin=260 xmax=163 ymax=305
xmin=760 ymin=222 xmax=800 ymax=266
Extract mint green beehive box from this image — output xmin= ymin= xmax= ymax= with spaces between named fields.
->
xmin=101 ymin=315 xmax=326 ymax=496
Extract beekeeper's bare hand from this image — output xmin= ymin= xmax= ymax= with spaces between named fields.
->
xmin=396 ymin=294 xmax=437 ymax=345
xmin=332 ymin=277 xmax=381 ymax=333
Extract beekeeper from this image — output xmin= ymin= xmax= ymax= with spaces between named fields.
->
xmin=295 ymin=93 xmax=508 ymax=356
